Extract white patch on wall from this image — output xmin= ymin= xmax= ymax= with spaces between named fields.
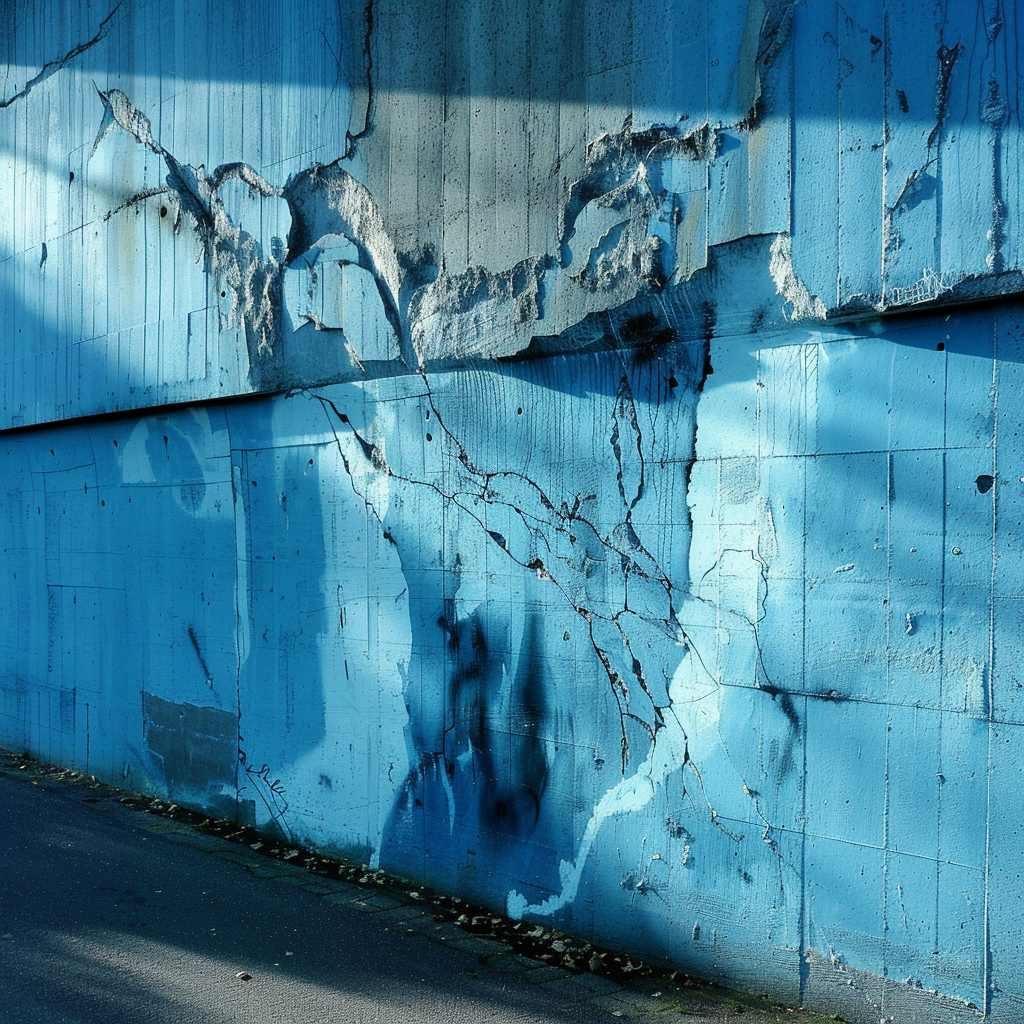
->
xmin=507 ymin=638 xmax=728 ymax=920
xmin=120 ymin=409 xmax=228 ymax=518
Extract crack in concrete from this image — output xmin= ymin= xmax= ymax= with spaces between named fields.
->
xmin=102 ymin=186 xmax=173 ymax=222
xmin=311 ymin=368 xmax=683 ymax=771
xmin=0 ymin=2 xmax=122 ymax=110
xmin=306 ymin=337 xmax=775 ymax=930
xmin=343 ymin=0 xmax=376 ymax=159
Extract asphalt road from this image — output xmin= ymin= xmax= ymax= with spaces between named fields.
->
xmin=0 ymin=762 xmax=826 ymax=1024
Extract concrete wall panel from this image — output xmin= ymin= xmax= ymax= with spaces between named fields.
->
xmin=3 ymin=1 xmax=1023 ymax=425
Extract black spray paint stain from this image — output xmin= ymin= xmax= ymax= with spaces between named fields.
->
xmin=440 ymin=608 xmax=550 ymax=834
xmin=187 ymin=623 xmax=214 ymax=688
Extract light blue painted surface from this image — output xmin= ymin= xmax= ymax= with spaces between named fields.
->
xmin=3 ymin=3 xmax=1024 ymax=1022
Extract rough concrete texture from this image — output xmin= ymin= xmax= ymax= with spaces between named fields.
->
xmin=1 ymin=3 xmax=1022 ymax=1022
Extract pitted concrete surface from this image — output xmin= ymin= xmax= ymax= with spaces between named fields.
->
xmin=0 ymin=763 xmax=830 ymax=1024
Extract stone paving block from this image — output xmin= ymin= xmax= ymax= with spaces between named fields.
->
xmin=297 ymin=878 xmax=344 ymax=894
xmin=562 ymin=973 xmax=623 ymax=996
xmin=588 ymin=990 xmax=669 ymax=1017
xmin=343 ymin=897 xmax=382 ymax=912
xmin=318 ymin=882 xmax=370 ymax=904
xmin=171 ymin=832 xmax=236 ymax=853
xmin=356 ymin=892 xmax=406 ymax=910
xmin=399 ymin=915 xmax=436 ymax=933
xmin=372 ymin=904 xmax=432 ymax=925
xmin=424 ymin=922 xmax=464 ymax=943
xmin=210 ymin=849 xmax=262 ymax=868
xmin=523 ymin=964 xmax=572 ymax=984
xmin=446 ymin=936 xmax=509 ymax=957
xmin=246 ymin=859 xmax=307 ymax=876
xmin=603 ymin=989 xmax=670 ymax=1008
xmin=262 ymin=870 xmax=317 ymax=887
xmin=482 ymin=952 xmax=544 ymax=973
xmin=587 ymin=994 xmax=640 ymax=1017
xmin=144 ymin=822 xmax=195 ymax=839
xmin=538 ymin=976 xmax=613 ymax=1001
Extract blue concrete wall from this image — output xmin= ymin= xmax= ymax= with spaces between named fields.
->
xmin=3 ymin=3 xmax=1024 ymax=1021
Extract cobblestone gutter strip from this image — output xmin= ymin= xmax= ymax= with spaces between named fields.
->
xmin=0 ymin=748 xmax=839 ymax=1023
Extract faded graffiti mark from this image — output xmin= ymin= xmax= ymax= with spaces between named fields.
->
xmin=238 ymin=741 xmax=293 ymax=840
xmin=506 ymin=621 xmax=747 ymax=920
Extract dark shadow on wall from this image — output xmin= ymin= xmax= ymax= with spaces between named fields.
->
xmin=364 ymin=317 xmax=709 ymax=905
xmin=3 ymin=0 xmax=772 ymax=108
xmin=0 ymin=244 xmax=85 ymax=761
xmin=4 ymin=0 xmax=985 ymax=128
xmin=379 ymin=604 xmax=562 ymax=905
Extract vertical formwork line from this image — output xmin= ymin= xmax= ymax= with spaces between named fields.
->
xmin=983 ymin=316 xmax=999 ymax=1016
xmin=797 ymin=341 xmax=811 ymax=1006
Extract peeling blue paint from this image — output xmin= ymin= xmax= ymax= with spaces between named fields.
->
xmin=3 ymin=2 xmax=1024 ymax=1022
